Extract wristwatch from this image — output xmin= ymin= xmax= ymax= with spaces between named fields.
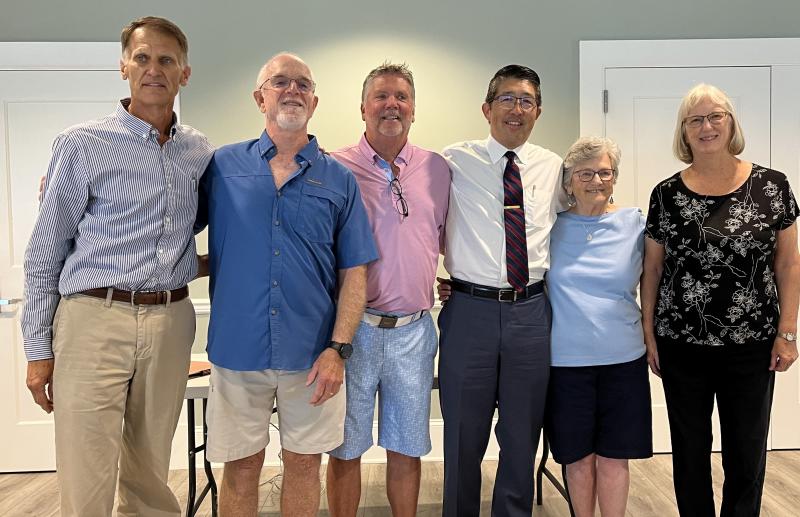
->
xmin=328 ymin=341 xmax=353 ymax=360
xmin=778 ymin=331 xmax=797 ymax=342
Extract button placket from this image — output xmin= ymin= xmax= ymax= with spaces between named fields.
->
xmin=269 ymin=183 xmax=284 ymax=331
xmin=152 ymin=143 xmax=176 ymax=279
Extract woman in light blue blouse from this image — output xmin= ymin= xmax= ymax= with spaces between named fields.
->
xmin=545 ymin=136 xmax=653 ymax=517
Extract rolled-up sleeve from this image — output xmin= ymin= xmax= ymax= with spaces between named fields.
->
xmin=22 ymin=134 xmax=89 ymax=360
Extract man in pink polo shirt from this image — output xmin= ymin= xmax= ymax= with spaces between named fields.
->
xmin=326 ymin=63 xmax=450 ymax=517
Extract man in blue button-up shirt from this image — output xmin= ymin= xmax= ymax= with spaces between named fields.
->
xmin=195 ymin=53 xmax=378 ymax=516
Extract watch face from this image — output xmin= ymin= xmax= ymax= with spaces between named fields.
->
xmin=330 ymin=341 xmax=353 ymax=359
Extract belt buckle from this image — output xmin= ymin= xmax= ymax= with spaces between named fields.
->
xmin=130 ymin=290 xmax=139 ymax=306
xmin=497 ymin=289 xmax=517 ymax=302
xmin=378 ymin=316 xmax=398 ymax=328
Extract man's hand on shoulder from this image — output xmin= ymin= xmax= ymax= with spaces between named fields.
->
xmin=306 ymin=348 xmax=344 ymax=406
xmin=26 ymin=359 xmax=55 ymax=413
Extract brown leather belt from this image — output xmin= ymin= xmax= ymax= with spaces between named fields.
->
xmin=80 ymin=286 xmax=189 ymax=305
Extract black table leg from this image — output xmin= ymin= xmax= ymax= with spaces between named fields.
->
xmin=202 ymin=398 xmax=218 ymax=516
xmin=186 ymin=399 xmax=197 ymax=516
xmin=535 ymin=433 xmax=575 ymax=517
xmin=186 ymin=396 xmax=218 ymax=516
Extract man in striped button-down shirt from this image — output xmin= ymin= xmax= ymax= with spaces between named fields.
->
xmin=21 ymin=17 xmax=213 ymax=517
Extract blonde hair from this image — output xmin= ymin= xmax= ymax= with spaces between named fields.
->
xmin=361 ymin=62 xmax=415 ymax=102
xmin=672 ymin=83 xmax=745 ymax=164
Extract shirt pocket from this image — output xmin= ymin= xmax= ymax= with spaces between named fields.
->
xmin=523 ymin=184 xmax=542 ymax=230
xmin=170 ymin=162 xmax=199 ymax=202
xmin=297 ymin=182 xmax=346 ymax=244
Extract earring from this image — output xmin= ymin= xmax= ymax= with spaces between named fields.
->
xmin=568 ymin=193 xmax=576 ymax=206
xmin=609 ymin=195 xmax=614 ymax=204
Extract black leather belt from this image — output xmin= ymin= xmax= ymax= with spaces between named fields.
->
xmin=450 ymin=278 xmax=543 ymax=302
xmin=81 ymin=286 xmax=189 ymax=305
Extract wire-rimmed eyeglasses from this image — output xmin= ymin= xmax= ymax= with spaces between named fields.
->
xmin=258 ymin=75 xmax=316 ymax=94
xmin=573 ymin=168 xmax=615 ymax=182
xmin=491 ymin=94 xmax=538 ymax=112
xmin=683 ymin=111 xmax=729 ymax=129
xmin=390 ymin=178 xmax=409 ymax=218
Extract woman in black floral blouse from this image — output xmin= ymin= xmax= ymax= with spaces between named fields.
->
xmin=641 ymin=83 xmax=800 ymax=516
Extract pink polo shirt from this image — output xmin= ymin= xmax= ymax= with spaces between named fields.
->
xmin=331 ymin=134 xmax=450 ymax=314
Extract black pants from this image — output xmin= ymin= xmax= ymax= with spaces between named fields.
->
xmin=438 ymin=289 xmax=551 ymax=517
xmin=658 ymin=340 xmax=775 ymax=517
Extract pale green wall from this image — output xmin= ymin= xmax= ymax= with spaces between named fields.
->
xmin=5 ymin=0 xmax=799 ymax=154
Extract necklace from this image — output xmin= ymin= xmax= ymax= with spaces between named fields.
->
xmin=571 ymin=206 xmax=610 ymax=241
xmin=580 ymin=222 xmax=595 ymax=241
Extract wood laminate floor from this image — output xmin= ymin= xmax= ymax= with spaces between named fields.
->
xmin=1 ymin=452 xmax=798 ymax=516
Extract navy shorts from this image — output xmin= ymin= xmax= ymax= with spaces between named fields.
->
xmin=545 ymin=354 xmax=653 ymax=465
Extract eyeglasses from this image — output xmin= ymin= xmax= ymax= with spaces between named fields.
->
xmin=683 ymin=111 xmax=729 ymax=129
xmin=573 ymin=168 xmax=615 ymax=182
xmin=390 ymin=178 xmax=409 ymax=218
xmin=491 ymin=94 xmax=538 ymax=112
xmin=258 ymin=75 xmax=316 ymax=94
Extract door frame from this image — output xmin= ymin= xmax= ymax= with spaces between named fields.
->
xmin=579 ymin=38 xmax=800 ymax=450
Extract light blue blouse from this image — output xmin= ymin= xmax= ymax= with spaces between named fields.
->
xmin=548 ymin=207 xmax=646 ymax=366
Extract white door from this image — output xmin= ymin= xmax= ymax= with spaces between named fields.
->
xmin=0 ymin=69 xmax=127 ymax=472
xmin=603 ymin=66 xmax=772 ymax=452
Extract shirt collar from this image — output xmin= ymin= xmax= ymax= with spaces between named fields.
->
xmin=357 ymin=133 xmax=412 ymax=168
xmin=487 ymin=135 xmax=529 ymax=165
xmin=257 ymin=130 xmax=320 ymax=166
xmin=116 ymin=98 xmax=179 ymax=140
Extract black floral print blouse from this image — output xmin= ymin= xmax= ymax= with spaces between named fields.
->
xmin=645 ymin=164 xmax=798 ymax=347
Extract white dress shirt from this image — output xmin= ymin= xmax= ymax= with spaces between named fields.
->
xmin=443 ymin=136 xmax=565 ymax=287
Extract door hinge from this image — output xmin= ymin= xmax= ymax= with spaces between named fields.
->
xmin=603 ymin=90 xmax=608 ymax=114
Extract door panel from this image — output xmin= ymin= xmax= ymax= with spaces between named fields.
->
xmin=604 ymin=66 xmax=772 ymax=452
xmin=0 ymin=70 xmax=127 ymax=471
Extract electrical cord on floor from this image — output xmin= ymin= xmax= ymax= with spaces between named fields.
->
xmin=257 ymin=420 xmax=328 ymax=506
xmin=259 ymin=421 xmax=283 ymax=507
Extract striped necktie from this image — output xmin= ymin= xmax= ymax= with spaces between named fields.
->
xmin=503 ymin=151 xmax=529 ymax=292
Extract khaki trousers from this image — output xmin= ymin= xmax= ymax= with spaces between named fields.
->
xmin=52 ymin=293 xmax=195 ymax=517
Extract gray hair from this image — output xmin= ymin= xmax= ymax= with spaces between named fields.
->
xmin=361 ymin=62 xmax=415 ymax=102
xmin=561 ymin=136 xmax=621 ymax=188
xmin=672 ymin=83 xmax=745 ymax=164
xmin=255 ymin=51 xmax=313 ymax=89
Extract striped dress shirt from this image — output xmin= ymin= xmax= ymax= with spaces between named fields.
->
xmin=22 ymin=99 xmax=214 ymax=361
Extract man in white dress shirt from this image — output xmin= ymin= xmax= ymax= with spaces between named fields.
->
xmin=438 ymin=64 xmax=565 ymax=517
